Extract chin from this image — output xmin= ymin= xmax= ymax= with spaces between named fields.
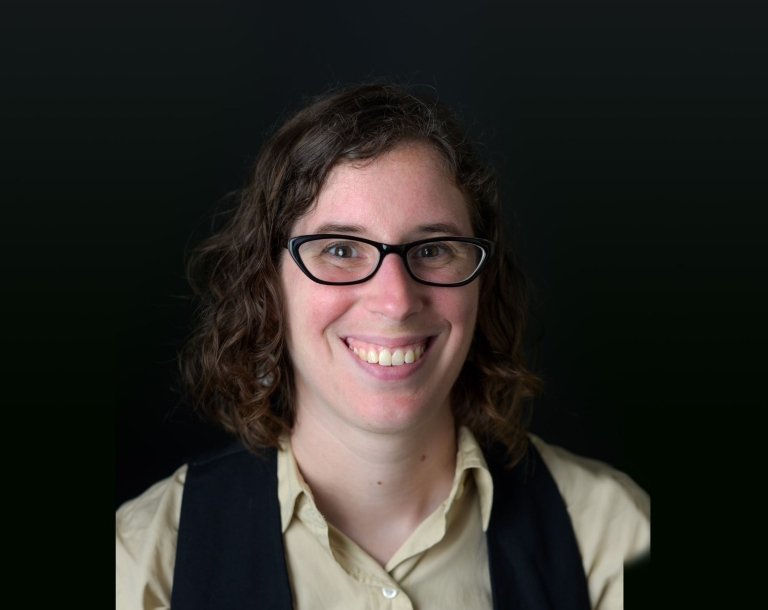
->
xmin=349 ymin=393 xmax=452 ymax=434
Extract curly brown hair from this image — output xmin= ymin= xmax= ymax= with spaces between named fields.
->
xmin=181 ymin=83 xmax=541 ymax=465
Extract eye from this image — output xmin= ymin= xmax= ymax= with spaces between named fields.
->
xmin=414 ymin=242 xmax=453 ymax=259
xmin=417 ymin=245 xmax=439 ymax=258
xmin=324 ymin=243 xmax=358 ymax=258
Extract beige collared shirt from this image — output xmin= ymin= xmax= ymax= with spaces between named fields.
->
xmin=116 ymin=428 xmax=650 ymax=610
xmin=277 ymin=426 xmax=494 ymax=609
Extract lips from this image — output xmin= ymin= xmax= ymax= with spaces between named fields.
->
xmin=345 ymin=337 xmax=428 ymax=367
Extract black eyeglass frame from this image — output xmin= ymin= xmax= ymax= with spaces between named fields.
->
xmin=285 ymin=233 xmax=495 ymax=287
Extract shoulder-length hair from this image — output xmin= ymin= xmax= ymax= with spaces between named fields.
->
xmin=181 ymin=83 xmax=540 ymax=465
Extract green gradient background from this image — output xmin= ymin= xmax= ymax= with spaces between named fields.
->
xmin=4 ymin=1 xmax=765 ymax=605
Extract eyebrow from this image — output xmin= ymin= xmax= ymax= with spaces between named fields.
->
xmin=415 ymin=223 xmax=464 ymax=236
xmin=313 ymin=223 xmax=366 ymax=234
xmin=311 ymin=222 xmax=465 ymax=236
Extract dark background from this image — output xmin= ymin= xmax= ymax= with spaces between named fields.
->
xmin=4 ymin=0 xmax=766 ymax=605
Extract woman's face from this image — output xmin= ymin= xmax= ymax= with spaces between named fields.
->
xmin=279 ymin=143 xmax=480 ymax=437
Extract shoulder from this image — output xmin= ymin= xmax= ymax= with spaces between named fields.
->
xmin=116 ymin=465 xmax=187 ymax=610
xmin=529 ymin=434 xmax=650 ymax=560
xmin=185 ymin=441 xmax=275 ymax=480
xmin=530 ymin=435 xmax=650 ymax=608
xmin=116 ymin=466 xmax=187 ymax=537
xmin=115 ymin=443 xmax=276 ymax=610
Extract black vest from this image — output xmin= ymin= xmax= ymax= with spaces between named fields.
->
xmin=171 ymin=442 xmax=591 ymax=610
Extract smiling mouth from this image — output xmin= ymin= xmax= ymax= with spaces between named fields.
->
xmin=345 ymin=338 xmax=428 ymax=367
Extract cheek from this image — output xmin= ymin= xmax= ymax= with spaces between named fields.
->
xmin=279 ymin=260 xmax=311 ymax=343
xmin=447 ymin=286 xmax=480 ymax=331
xmin=280 ymin=264 xmax=354 ymax=342
xmin=299 ymin=292 xmax=351 ymax=336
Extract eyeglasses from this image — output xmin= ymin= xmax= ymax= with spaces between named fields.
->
xmin=286 ymin=234 xmax=494 ymax=287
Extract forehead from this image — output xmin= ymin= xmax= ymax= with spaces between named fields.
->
xmin=291 ymin=143 xmax=473 ymax=238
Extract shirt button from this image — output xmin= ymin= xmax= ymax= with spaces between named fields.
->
xmin=381 ymin=587 xmax=398 ymax=599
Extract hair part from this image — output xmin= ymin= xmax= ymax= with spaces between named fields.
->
xmin=180 ymin=83 xmax=540 ymax=465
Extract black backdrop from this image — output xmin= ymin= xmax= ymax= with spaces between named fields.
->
xmin=4 ymin=0 xmax=766 ymax=605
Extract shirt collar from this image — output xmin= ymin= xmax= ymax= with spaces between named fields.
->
xmin=276 ymin=425 xmax=494 ymax=534
xmin=277 ymin=437 xmax=310 ymax=534
xmin=454 ymin=425 xmax=494 ymax=531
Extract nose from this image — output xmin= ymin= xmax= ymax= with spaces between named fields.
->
xmin=362 ymin=252 xmax=425 ymax=321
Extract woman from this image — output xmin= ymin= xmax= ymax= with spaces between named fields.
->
xmin=116 ymin=83 xmax=650 ymax=609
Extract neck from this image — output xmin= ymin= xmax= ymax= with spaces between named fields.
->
xmin=290 ymin=408 xmax=457 ymax=566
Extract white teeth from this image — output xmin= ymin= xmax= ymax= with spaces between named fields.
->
xmin=349 ymin=341 xmax=427 ymax=367
xmin=379 ymin=349 xmax=392 ymax=366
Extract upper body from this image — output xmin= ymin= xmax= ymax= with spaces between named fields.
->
xmin=116 ymin=429 xmax=650 ymax=610
xmin=117 ymin=83 xmax=650 ymax=609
